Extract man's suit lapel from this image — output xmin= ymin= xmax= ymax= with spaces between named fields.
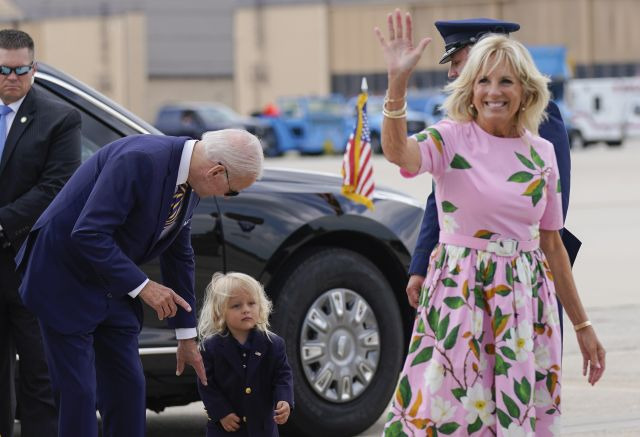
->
xmin=146 ymin=186 xmax=195 ymax=259
xmin=0 ymin=89 xmax=36 ymax=177
xmin=145 ymin=138 xmax=184 ymax=255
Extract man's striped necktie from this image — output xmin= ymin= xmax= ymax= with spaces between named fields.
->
xmin=164 ymin=183 xmax=188 ymax=229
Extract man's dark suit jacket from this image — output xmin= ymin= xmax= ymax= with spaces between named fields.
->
xmin=16 ymin=134 xmax=199 ymax=334
xmin=198 ymin=330 xmax=294 ymax=437
xmin=0 ymin=87 xmax=81 ymax=250
xmin=409 ymin=100 xmax=581 ymax=276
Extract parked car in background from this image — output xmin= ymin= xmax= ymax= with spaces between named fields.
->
xmin=406 ymin=89 xmax=442 ymax=124
xmin=276 ymin=95 xmax=351 ymax=154
xmin=154 ymin=102 xmax=286 ymax=156
xmin=348 ymin=95 xmax=427 ymax=154
xmin=33 ymin=63 xmax=424 ymax=437
xmin=422 ymin=92 xmax=447 ymax=126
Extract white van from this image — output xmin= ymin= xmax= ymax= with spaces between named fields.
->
xmin=622 ymin=79 xmax=640 ymax=139
xmin=565 ymin=77 xmax=640 ymax=148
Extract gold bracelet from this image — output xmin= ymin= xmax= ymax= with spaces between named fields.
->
xmin=574 ymin=320 xmax=592 ymax=332
xmin=383 ymin=109 xmax=407 ymax=119
xmin=382 ymin=101 xmax=407 ymax=119
xmin=384 ymin=92 xmax=407 ymax=103
xmin=383 ymin=100 xmax=407 ymax=116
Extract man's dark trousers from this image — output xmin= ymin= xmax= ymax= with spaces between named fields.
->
xmin=0 ymin=249 xmax=57 ymax=437
xmin=39 ymin=296 xmax=145 ymax=437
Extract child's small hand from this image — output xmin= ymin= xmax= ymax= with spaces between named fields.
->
xmin=220 ymin=413 xmax=241 ymax=432
xmin=274 ymin=400 xmax=290 ymax=425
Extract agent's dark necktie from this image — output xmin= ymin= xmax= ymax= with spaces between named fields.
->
xmin=164 ymin=183 xmax=188 ymax=229
xmin=0 ymin=105 xmax=13 ymax=161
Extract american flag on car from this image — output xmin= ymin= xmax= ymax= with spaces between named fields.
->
xmin=341 ymin=78 xmax=375 ymax=210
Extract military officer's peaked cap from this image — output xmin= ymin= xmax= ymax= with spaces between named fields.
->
xmin=434 ymin=18 xmax=520 ymax=64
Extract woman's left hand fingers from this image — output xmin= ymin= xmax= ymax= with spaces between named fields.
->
xmin=578 ymin=329 xmax=606 ymax=385
xmin=386 ymin=13 xmax=395 ymax=40
xmin=394 ymin=9 xmax=403 ymax=39
xmin=590 ymin=346 xmax=606 ymax=385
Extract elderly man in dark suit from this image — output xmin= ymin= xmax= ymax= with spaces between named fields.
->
xmin=404 ymin=19 xmax=581 ymax=338
xmin=0 ymin=29 xmax=81 ymax=437
xmin=16 ymin=128 xmax=263 ymax=437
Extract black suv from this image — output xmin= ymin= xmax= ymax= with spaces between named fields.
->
xmin=32 ymin=63 xmax=424 ymax=437
xmin=155 ymin=102 xmax=280 ymax=156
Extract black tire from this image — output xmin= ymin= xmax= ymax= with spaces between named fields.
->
xmin=569 ymin=130 xmax=586 ymax=149
xmin=262 ymin=130 xmax=282 ymax=157
xmin=606 ymin=140 xmax=623 ymax=147
xmin=370 ymin=131 xmax=382 ymax=154
xmin=273 ymin=248 xmax=404 ymax=437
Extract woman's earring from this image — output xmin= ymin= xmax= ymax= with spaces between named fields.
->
xmin=469 ymin=103 xmax=475 ymax=109
xmin=521 ymin=106 xmax=526 ymax=112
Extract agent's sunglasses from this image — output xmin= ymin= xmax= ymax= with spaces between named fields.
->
xmin=0 ymin=64 xmax=34 ymax=76
xmin=218 ymin=162 xmax=239 ymax=197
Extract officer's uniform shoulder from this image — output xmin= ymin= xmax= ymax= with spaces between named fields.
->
xmin=528 ymin=130 xmax=555 ymax=156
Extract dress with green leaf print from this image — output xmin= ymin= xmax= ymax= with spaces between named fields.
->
xmin=385 ymin=120 xmax=564 ymax=437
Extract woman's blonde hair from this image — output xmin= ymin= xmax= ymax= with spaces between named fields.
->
xmin=197 ymin=272 xmax=273 ymax=339
xmin=442 ymin=34 xmax=550 ymax=135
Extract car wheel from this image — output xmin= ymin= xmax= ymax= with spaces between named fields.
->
xmin=569 ymin=130 xmax=586 ymax=149
xmin=606 ymin=140 xmax=623 ymax=147
xmin=370 ymin=131 xmax=382 ymax=154
xmin=262 ymin=130 xmax=282 ymax=157
xmin=273 ymin=248 xmax=404 ymax=437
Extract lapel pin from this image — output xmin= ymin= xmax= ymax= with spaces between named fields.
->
xmin=20 ymin=116 xmax=27 ymax=123
xmin=255 ymin=352 xmax=262 ymax=356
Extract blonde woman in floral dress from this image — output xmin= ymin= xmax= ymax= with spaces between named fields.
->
xmin=375 ymin=10 xmax=606 ymax=437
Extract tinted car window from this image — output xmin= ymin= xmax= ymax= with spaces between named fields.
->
xmin=35 ymin=83 xmax=123 ymax=161
xmin=199 ymin=107 xmax=233 ymax=124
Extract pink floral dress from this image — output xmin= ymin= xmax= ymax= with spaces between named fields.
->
xmin=384 ymin=120 xmax=563 ymax=437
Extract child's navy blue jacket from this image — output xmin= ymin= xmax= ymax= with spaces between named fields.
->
xmin=197 ymin=329 xmax=294 ymax=436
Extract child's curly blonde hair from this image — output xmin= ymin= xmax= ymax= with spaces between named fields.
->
xmin=197 ymin=272 xmax=273 ymax=339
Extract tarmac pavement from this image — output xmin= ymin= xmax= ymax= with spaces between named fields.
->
xmin=15 ymin=141 xmax=640 ymax=436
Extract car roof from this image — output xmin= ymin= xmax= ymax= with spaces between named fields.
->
xmin=36 ymin=62 xmax=160 ymax=135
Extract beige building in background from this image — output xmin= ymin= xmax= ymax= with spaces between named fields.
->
xmin=1 ymin=0 xmax=235 ymax=123
xmin=17 ymin=13 xmax=147 ymax=117
xmin=2 ymin=0 xmax=640 ymax=120
xmin=234 ymin=0 xmax=640 ymax=115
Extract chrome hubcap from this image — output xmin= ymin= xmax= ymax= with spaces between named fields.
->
xmin=300 ymin=289 xmax=380 ymax=402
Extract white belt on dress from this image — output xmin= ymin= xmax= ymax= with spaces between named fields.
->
xmin=439 ymin=232 xmax=539 ymax=257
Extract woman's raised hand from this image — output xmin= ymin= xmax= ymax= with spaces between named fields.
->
xmin=374 ymin=9 xmax=432 ymax=81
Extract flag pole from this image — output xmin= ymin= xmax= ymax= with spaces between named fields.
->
xmin=341 ymin=77 xmax=375 ymax=210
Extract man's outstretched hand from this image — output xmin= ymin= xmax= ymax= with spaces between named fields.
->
xmin=176 ymin=338 xmax=207 ymax=386
xmin=139 ymin=280 xmax=191 ymax=320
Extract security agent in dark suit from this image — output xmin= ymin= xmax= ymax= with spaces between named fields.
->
xmin=0 ymin=29 xmax=81 ymax=437
xmin=405 ymin=19 xmax=581 ymax=335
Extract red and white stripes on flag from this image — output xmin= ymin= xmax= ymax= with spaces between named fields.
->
xmin=341 ymin=84 xmax=374 ymax=210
